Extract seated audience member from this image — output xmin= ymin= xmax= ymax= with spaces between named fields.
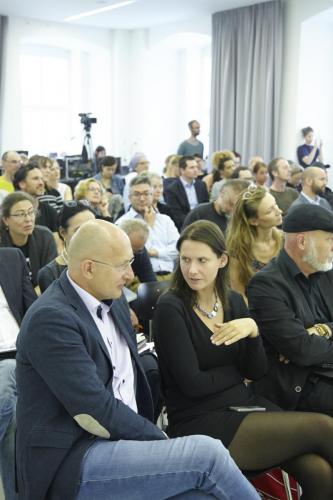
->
xmin=177 ymin=120 xmax=204 ymax=157
xmin=123 ymin=153 xmax=150 ymax=211
xmin=286 ymin=163 xmax=304 ymax=190
xmin=93 ymin=156 xmax=124 ymax=220
xmin=95 ymin=145 xmax=106 ymax=164
xmin=268 ymin=158 xmax=299 ymax=216
xmin=117 ymin=176 xmax=179 ymax=279
xmin=38 ymin=201 xmax=96 ymax=292
xmin=29 ymin=155 xmax=63 ymax=212
xmin=230 ymin=166 xmax=253 ymax=181
xmin=162 ymin=154 xmax=181 ymax=188
xmin=289 ymin=166 xmax=332 ymax=212
xmin=226 ymin=186 xmax=283 ymax=300
xmin=182 ymin=179 xmax=250 ymax=233
xmin=93 ymin=155 xmax=124 ymax=196
xmin=193 ymin=153 xmax=207 ymax=178
xmin=204 ymin=152 xmax=235 ymax=196
xmin=74 ymin=178 xmax=113 ymax=221
xmin=48 ymin=159 xmax=73 ymax=201
xmin=143 ymin=171 xmax=172 ymax=217
xmin=252 ymin=161 xmax=268 ymax=187
xmin=248 ymin=156 xmax=264 ymax=172
xmin=0 ymin=248 xmax=37 ymax=500
xmin=118 ymin=219 xmax=157 ymax=287
xmin=248 ymin=204 xmax=333 ymax=417
xmin=153 ymin=220 xmax=333 ymax=500
xmin=13 ymin=163 xmax=59 ymax=233
xmin=0 ymin=151 xmax=22 ymax=193
xmin=164 ymin=155 xmax=209 ymax=231
xmin=15 ymin=219 xmax=259 ymax=500
xmin=0 ymin=192 xmax=57 ymax=287
xmin=297 ymin=126 xmax=323 ymax=168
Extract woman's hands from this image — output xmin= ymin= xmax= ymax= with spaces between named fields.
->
xmin=211 ymin=318 xmax=259 ymax=346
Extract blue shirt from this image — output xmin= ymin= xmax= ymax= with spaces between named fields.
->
xmin=297 ymin=144 xmax=319 ymax=168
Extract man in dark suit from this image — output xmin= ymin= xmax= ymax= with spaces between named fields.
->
xmin=248 ymin=204 xmax=333 ymax=415
xmin=16 ymin=220 xmax=259 ymax=500
xmin=164 ymin=155 xmax=209 ymax=230
xmin=0 ymin=248 xmax=37 ymax=500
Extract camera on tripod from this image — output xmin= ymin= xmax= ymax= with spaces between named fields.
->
xmin=79 ymin=113 xmax=97 ymax=131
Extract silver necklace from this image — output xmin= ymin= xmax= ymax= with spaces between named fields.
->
xmin=194 ymin=293 xmax=219 ymax=319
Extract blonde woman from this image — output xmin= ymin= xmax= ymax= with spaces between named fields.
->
xmin=226 ymin=185 xmax=282 ymax=300
xmin=74 ymin=178 xmax=112 ymax=220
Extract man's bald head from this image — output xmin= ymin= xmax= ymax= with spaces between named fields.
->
xmin=302 ymin=166 xmax=327 ymax=196
xmin=68 ymin=220 xmax=134 ymax=300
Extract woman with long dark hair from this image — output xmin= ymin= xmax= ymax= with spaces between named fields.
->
xmin=153 ymin=220 xmax=333 ymax=499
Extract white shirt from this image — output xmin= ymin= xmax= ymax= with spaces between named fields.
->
xmin=67 ymin=272 xmax=137 ymax=413
xmin=117 ymin=207 xmax=179 ymax=272
xmin=180 ymin=176 xmax=198 ymax=209
xmin=0 ymin=286 xmax=19 ymax=353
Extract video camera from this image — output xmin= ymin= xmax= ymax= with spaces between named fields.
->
xmin=79 ymin=112 xmax=97 ymax=132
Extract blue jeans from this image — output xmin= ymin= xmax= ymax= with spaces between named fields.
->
xmin=76 ymin=435 xmax=259 ymax=500
xmin=0 ymin=359 xmax=18 ymax=500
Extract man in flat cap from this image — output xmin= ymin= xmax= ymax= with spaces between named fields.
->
xmin=247 ymin=204 xmax=333 ymax=414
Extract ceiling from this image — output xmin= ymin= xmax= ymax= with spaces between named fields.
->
xmin=0 ymin=0 xmax=268 ymax=29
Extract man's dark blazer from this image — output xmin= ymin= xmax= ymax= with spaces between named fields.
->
xmin=0 ymin=248 xmax=36 ymax=329
xmin=248 ymin=249 xmax=333 ymax=410
xmin=164 ymin=178 xmax=209 ymax=231
xmin=16 ymin=271 xmax=165 ymax=500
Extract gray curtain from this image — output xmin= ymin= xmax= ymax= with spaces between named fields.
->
xmin=210 ymin=1 xmax=283 ymax=163
xmin=0 ymin=16 xmax=8 ymax=151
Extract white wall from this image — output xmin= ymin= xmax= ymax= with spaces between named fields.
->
xmin=0 ymin=15 xmax=212 ymax=171
xmin=279 ymin=0 xmax=333 ymax=167
xmin=1 ymin=17 xmax=113 ymax=156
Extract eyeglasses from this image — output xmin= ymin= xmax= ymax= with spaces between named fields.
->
xmin=88 ymin=186 xmax=102 ymax=193
xmin=5 ymin=160 xmax=21 ymax=165
xmin=91 ymin=258 xmax=134 ymax=273
xmin=9 ymin=209 xmax=37 ymax=220
xmin=131 ymin=191 xmax=152 ymax=198
xmin=64 ymin=200 xmax=90 ymax=208
xmin=242 ymin=184 xmax=258 ymax=200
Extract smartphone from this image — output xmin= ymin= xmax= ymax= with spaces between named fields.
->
xmin=229 ymin=406 xmax=266 ymax=412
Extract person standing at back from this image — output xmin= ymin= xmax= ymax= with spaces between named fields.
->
xmin=177 ymin=120 xmax=204 ymax=157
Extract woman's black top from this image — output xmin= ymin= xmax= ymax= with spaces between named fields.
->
xmin=153 ymin=290 xmax=280 ymax=446
xmin=38 ymin=260 xmax=67 ymax=293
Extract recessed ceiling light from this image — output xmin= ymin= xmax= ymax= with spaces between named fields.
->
xmin=64 ymin=0 xmax=136 ymax=22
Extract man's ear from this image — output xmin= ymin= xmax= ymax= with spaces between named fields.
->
xmin=296 ymin=233 xmax=306 ymax=250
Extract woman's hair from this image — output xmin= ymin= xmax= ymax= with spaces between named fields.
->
xmin=74 ymin=178 xmax=103 ymax=200
xmin=99 ymin=156 xmax=117 ymax=171
xmin=171 ymin=220 xmax=229 ymax=310
xmin=210 ymin=150 xmax=235 ymax=169
xmin=226 ymin=186 xmax=282 ymax=288
xmin=57 ymin=201 xmax=95 ymax=239
xmin=252 ymin=161 xmax=267 ymax=175
xmin=301 ymin=127 xmax=313 ymax=138
xmin=128 ymin=153 xmax=146 ymax=173
xmin=212 ymin=156 xmax=234 ymax=183
xmin=163 ymin=155 xmax=181 ymax=177
xmin=1 ymin=192 xmax=37 ymax=230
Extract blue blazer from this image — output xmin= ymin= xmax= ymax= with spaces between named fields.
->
xmin=16 ymin=271 xmax=165 ymax=500
xmin=164 ymin=178 xmax=209 ymax=230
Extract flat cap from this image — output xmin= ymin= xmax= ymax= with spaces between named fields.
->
xmin=283 ymin=204 xmax=333 ymax=233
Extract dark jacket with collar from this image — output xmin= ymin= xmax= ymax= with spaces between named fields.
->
xmin=0 ymin=248 xmax=37 ymax=328
xmin=16 ymin=271 xmax=165 ymax=500
xmin=164 ymin=178 xmax=209 ymax=230
xmin=248 ymin=249 xmax=333 ymax=409
xmin=0 ymin=225 xmax=57 ymax=287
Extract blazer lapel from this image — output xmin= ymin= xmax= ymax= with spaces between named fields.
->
xmin=59 ymin=273 xmax=112 ymax=363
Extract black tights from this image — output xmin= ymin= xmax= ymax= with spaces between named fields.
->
xmin=229 ymin=411 xmax=333 ymax=500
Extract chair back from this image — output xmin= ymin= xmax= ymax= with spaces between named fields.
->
xmin=136 ymin=281 xmax=170 ymax=321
